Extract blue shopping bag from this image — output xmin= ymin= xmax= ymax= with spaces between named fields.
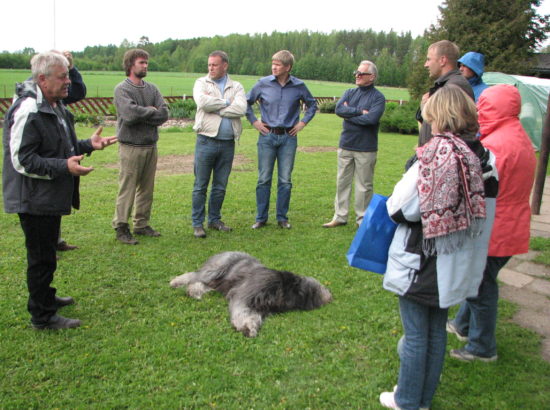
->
xmin=346 ymin=194 xmax=397 ymax=274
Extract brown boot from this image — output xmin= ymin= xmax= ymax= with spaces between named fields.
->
xmin=115 ymin=224 xmax=139 ymax=245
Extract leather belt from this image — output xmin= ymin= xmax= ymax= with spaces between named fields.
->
xmin=268 ymin=127 xmax=293 ymax=135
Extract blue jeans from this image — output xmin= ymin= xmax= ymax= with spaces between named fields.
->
xmin=396 ymin=297 xmax=448 ymax=410
xmin=450 ymin=256 xmax=511 ymax=357
xmin=192 ymin=135 xmax=235 ymax=227
xmin=256 ymin=132 xmax=297 ymax=222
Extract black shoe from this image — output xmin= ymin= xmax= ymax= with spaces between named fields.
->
xmin=115 ymin=224 xmax=139 ymax=245
xmin=33 ymin=315 xmax=81 ymax=330
xmin=251 ymin=221 xmax=267 ymax=229
xmin=55 ymin=295 xmax=75 ymax=308
xmin=134 ymin=226 xmax=161 ymax=237
xmin=208 ymin=221 xmax=232 ymax=232
xmin=278 ymin=220 xmax=291 ymax=229
xmin=193 ymin=226 xmax=207 ymax=238
xmin=57 ymin=241 xmax=78 ymax=251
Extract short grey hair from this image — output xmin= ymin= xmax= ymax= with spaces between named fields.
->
xmin=31 ymin=51 xmax=69 ymax=81
xmin=359 ymin=60 xmax=378 ymax=80
xmin=209 ymin=50 xmax=229 ymax=64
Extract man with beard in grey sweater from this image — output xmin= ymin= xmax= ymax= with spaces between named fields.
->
xmin=112 ymin=49 xmax=168 ymax=244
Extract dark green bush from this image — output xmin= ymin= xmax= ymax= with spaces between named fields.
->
xmin=319 ymin=101 xmax=337 ymax=113
xmin=168 ymin=99 xmax=197 ymax=119
xmin=107 ymin=104 xmax=117 ymax=117
xmin=380 ymin=101 xmax=419 ymax=135
xmin=70 ymin=109 xmax=103 ymax=126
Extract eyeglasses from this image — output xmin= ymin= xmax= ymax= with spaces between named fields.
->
xmin=354 ymin=71 xmax=374 ymax=77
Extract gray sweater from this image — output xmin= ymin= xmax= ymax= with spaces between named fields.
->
xmin=114 ymin=78 xmax=168 ymax=146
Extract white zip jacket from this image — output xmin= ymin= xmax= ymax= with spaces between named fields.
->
xmin=192 ymin=75 xmax=247 ymax=139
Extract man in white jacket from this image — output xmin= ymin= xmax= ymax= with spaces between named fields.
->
xmin=191 ymin=50 xmax=247 ymax=238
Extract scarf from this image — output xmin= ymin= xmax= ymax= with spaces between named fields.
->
xmin=417 ymin=132 xmax=486 ymax=255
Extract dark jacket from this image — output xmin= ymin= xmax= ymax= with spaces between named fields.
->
xmin=335 ymin=84 xmax=386 ymax=152
xmin=2 ymin=81 xmax=94 ymax=215
xmin=417 ymin=70 xmax=474 ymax=146
xmin=63 ymin=67 xmax=87 ymax=104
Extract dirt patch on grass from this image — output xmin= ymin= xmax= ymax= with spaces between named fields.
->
xmin=297 ymin=146 xmax=336 ymax=153
xmin=102 ymin=119 xmax=193 ymax=129
xmin=105 ymin=153 xmax=253 ymax=176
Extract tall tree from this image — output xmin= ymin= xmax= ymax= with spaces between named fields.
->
xmin=428 ymin=0 xmax=549 ymax=74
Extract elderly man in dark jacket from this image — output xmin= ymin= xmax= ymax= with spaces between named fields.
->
xmin=2 ymin=51 xmax=116 ymax=330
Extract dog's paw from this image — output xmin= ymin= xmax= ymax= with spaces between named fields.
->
xmin=187 ymin=282 xmax=210 ymax=299
xmin=169 ymin=272 xmax=193 ymax=288
xmin=241 ymin=325 xmax=258 ymax=338
xmin=232 ymin=313 xmax=262 ymax=338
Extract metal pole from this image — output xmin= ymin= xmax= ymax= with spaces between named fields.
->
xmin=53 ymin=0 xmax=56 ymax=49
xmin=531 ymin=95 xmax=550 ymax=215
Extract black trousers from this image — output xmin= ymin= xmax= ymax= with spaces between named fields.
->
xmin=18 ymin=213 xmax=61 ymax=324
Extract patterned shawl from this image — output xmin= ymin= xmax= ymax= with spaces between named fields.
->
xmin=417 ymin=132 xmax=486 ymax=255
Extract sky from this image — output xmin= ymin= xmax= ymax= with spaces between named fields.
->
xmin=1 ymin=0 xmax=549 ymax=53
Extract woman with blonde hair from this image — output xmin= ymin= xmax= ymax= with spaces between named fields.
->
xmin=379 ymin=85 xmax=498 ymax=409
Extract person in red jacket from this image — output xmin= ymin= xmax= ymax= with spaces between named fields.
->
xmin=447 ymin=84 xmax=537 ymax=362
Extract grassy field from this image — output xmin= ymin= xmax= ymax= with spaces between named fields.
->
xmin=0 ymin=114 xmax=549 ymax=408
xmin=0 ymin=69 xmax=410 ymax=101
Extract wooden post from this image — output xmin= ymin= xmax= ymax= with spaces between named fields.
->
xmin=531 ymin=95 xmax=550 ymax=215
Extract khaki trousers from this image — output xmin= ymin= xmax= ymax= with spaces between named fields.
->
xmin=112 ymin=144 xmax=158 ymax=229
xmin=332 ymin=148 xmax=377 ymax=224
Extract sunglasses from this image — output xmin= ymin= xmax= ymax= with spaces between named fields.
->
xmin=354 ymin=71 xmax=374 ymax=77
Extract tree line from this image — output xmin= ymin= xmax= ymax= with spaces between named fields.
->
xmin=0 ymin=30 xmax=417 ymax=87
xmin=1 ymin=0 xmax=547 ymax=101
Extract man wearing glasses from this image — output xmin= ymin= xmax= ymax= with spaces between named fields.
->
xmin=323 ymin=61 xmax=385 ymax=228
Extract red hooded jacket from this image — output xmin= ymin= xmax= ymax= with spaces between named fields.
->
xmin=477 ymin=84 xmax=537 ymax=256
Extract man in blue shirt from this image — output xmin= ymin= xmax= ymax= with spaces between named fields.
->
xmin=323 ymin=61 xmax=386 ymax=228
xmin=246 ymin=50 xmax=317 ymax=229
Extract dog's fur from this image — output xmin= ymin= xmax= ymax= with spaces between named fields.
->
xmin=170 ymin=251 xmax=332 ymax=337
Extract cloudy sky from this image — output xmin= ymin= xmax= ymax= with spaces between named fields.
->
xmin=1 ymin=0 xmax=548 ymax=53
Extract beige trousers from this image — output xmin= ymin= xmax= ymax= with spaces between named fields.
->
xmin=332 ymin=148 xmax=377 ymax=224
xmin=112 ymin=144 xmax=158 ymax=229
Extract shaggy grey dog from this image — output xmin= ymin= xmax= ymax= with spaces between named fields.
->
xmin=170 ymin=251 xmax=332 ymax=337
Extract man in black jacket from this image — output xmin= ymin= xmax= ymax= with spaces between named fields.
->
xmin=417 ymin=40 xmax=474 ymax=146
xmin=2 ymin=51 xmax=117 ymax=330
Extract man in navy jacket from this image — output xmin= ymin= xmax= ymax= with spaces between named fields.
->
xmin=323 ymin=60 xmax=385 ymax=228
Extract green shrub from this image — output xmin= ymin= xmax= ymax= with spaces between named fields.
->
xmin=319 ymin=101 xmax=337 ymax=113
xmin=69 ymin=109 xmax=103 ymax=127
xmin=168 ymin=99 xmax=197 ymax=119
xmin=380 ymin=101 xmax=419 ymax=135
xmin=107 ymin=104 xmax=117 ymax=117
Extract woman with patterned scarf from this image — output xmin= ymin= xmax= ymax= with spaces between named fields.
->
xmin=379 ymin=85 xmax=499 ymax=410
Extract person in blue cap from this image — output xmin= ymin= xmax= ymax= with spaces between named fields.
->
xmin=458 ymin=52 xmax=489 ymax=102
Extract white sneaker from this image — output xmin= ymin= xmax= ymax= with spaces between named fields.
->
xmin=379 ymin=387 xmax=431 ymax=409
xmin=379 ymin=391 xmax=400 ymax=409
xmin=446 ymin=321 xmax=468 ymax=342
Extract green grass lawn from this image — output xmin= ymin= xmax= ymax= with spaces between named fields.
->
xmin=0 ymin=69 xmax=410 ymax=101
xmin=0 ymin=114 xmax=548 ymax=408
